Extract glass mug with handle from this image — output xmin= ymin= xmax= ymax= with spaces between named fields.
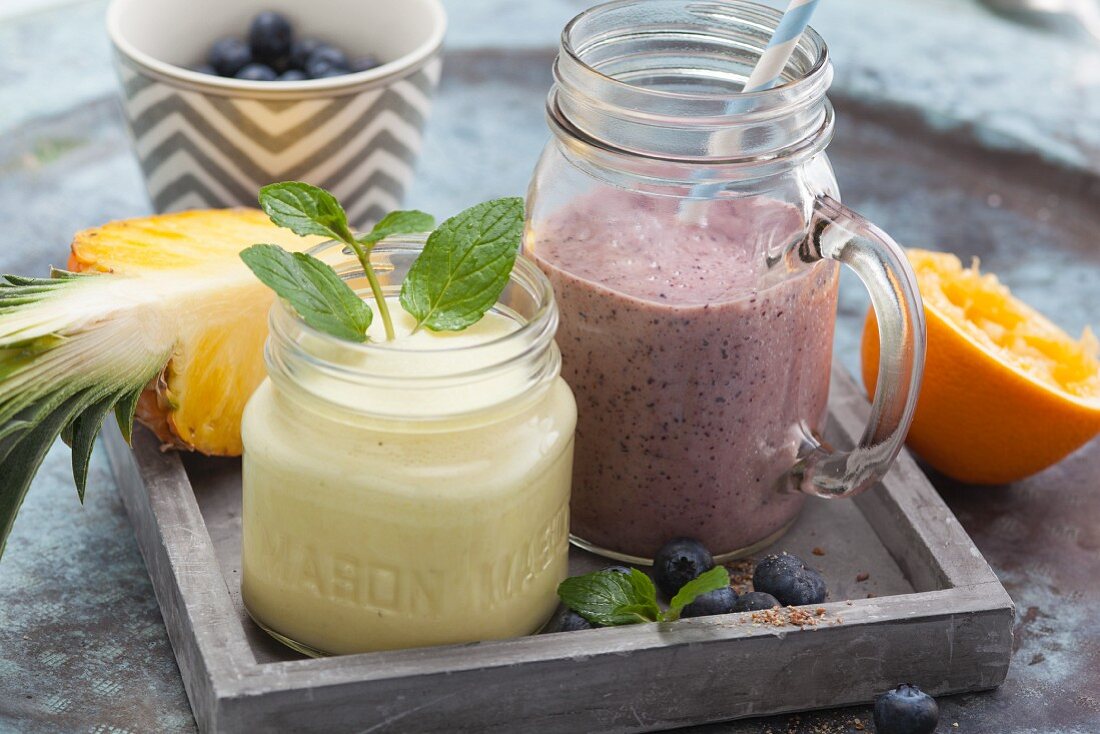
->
xmin=525 ymin=0 xmax=926 ymax=562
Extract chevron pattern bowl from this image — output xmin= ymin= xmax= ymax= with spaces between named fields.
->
xmin=106 ymin=0 xmax=445 ymax=227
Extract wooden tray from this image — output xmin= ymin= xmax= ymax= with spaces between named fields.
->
xmin=103 ymin=367 xmax=1014 ymax=733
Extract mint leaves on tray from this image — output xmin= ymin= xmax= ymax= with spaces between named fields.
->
xmin=558 ymin=566 xmax=731 ymax=625
xmin=242 ymin=181 xmax=524 ymax=342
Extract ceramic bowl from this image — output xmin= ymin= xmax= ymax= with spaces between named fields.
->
xmin=107 ymin=0 xmax=445 ymax=225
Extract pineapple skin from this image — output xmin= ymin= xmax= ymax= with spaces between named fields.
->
xmin=69 ymin=208 xmax=325 ymax=456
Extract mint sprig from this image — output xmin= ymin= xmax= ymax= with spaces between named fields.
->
xmin=255 ymin=182 xmax=434 ymax=341
xmin=557 ymin=569 xmax=660 ymax=626
xmin=557 ymin=566 xmax=731 ymax=626
xmin=246 ymin=183 xmax=526 ymax=343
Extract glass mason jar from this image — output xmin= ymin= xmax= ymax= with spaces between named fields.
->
xmin=240 ymin=240 xmax=576 ymax=656
xmin=525 ymin=0 xmax=925 ymax=563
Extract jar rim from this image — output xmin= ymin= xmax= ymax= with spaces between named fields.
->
xmin=560 ymin=0 xmax=830 ymax=104
xmin=552 ymin=0 xmax=834 ymax=167
xmin=278 ymin=236 xmax=556 ymax=359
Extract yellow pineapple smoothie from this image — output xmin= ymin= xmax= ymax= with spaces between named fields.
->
xmin=240 ymin=257 xmax=575 ymax=656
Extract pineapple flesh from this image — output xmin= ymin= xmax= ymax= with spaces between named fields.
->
xmin=69 ymin=208 xmax=325 ymax=455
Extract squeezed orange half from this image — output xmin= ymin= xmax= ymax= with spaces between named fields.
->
xmin=862 ymin=249 xmax=1100 ymax=484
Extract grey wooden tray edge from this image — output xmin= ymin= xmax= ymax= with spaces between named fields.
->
xmin=104 ymin=367 xmax=1015 ymax=734
xmin=104 ymin=416 xmax=255 ymax=729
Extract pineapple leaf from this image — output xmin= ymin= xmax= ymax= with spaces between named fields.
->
xmin=2 ymin=274 xmax=65 ymax=287
xmin=0 ymin=420 xmax=31 ymax=444
xmin=60 ymin=420 xmax=74 ymax=448
xmin=70 ymin=392 xmax=123 ymax=503
xmin=0 ymin=273 xmax=174 ymax=558
xmin=0 ymin=392 xmax=91 ymax=558
xmin=114 ymin=384 xmax=146 ymax=447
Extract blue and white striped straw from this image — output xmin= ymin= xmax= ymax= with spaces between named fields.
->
xmin=679 ymin=0 xmax=822 ymax=216
xmin=743 ymin=0 xmax=822 ymax=93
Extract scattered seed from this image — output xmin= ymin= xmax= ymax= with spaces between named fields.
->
xmin=856 ymin=572 xmax=870 ymax=582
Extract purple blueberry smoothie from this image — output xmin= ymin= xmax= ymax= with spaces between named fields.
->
xmin=528 ymin=190 xmax=839 ymax=560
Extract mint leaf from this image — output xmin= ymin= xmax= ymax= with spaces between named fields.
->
xmin=557 ymin=568 xmax=661 ymax=626
xmin=399 ymin=197 xmax=523 ymax=332
xmin=622 ymin=567 xmax=660 ymax=615
xmin=240 ymin=244 xmax=372 ymax=342
xmin=358 ymin=210 xmax=435 ymax=247
xmin=663 ymin=566 xmax=731 ymax=621
xmin=615 ymin=603 xmax=662 ymax=624
xmin=259 ymin=182 xmax=356 ymax=243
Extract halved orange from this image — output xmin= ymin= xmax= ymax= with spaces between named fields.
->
xmin=862 ymin=249 xmax=1100 ymax=484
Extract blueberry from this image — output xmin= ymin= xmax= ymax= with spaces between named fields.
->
xmin=873 ymin=684 xmax=939 ymax=734
xmin=731 ymin=591 xmax=780 ymax=612
xmin=278 ymin=69 xmax=308 ymax=82
xmin=680 ymin=586 xmax=737 ymax=618
xmin=752 ymin=552 xmax=827 ymax=606
xmin=235 ymin=63 xmax=278 ymax=82
xmin=207 ymin=37 xmax=251 ymax=77
xmin=350 ymin=54 xmax=382 ymax=73
xmin=652 ymin=538 xmax=714 ymax=598
xmin=249 ymin=11 xmax=293 ymax=65
xmin=555 ymin=610 xmax=594 ymax=632
xmin=311 ymin=44 xmax=350 ymax=68
xmin=305 ymin=44 xmax=350 ymax=78
xmin=603 ymin=565 xmax=632 ymax=575
xmin=290 ymin=38 xmax=323 ymax=69
xmin=311 ymin=66 xmax=349 ymax=79
xmin=191 ymin=63 xmax=218 ymax=76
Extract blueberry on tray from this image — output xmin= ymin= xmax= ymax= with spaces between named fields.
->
xmin=731 ymin=591 xmax=780 ymax=612
xmin=680 ymin=586 xmax=738 ymax=618
xmin=653 ymin=538 xmax=715 ymax=598
xmin=555 ymin=610 xmax=595 ymax=633
xmin=752 ymin=552 xmax=827 ymax=606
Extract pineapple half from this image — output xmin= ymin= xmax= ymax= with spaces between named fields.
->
xmin=0 ymin=209 xmax=322 ymax=555
xmin=68 ymin=209 xmax=325 ymax=455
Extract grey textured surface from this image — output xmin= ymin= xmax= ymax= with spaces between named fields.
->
xmin=0 ymin=0 xmax=1098 ymax=732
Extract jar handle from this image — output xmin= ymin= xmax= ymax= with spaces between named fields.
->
xmin=792 ymin=195 xmax=927 ymax=498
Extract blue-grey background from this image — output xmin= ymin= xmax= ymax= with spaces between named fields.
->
xmin=1 ymin=0 xmax=1099 ymax=732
